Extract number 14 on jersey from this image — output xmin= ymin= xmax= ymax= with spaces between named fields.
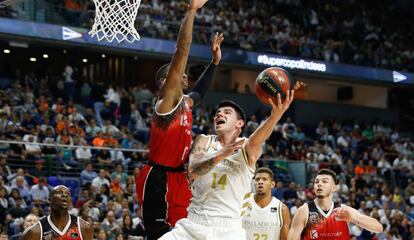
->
xmin=211 ymin=173 xmax=227 ymax=190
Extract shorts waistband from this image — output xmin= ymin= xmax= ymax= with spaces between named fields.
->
xmin=187 ymin=212 xmax=242 ymax=228
xmin=148 ymin=160 xmax=185 ymax=172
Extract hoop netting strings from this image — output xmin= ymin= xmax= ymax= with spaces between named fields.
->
xmin=0 ymin=0 xmax=22 ymax=8
xmin=89 ymin=0 xmax=141 ymax=43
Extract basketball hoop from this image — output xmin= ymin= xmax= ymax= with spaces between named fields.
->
xmin=89 ymin=0 xmax=141 ymax=43
xmin=0 ymin=0 xmax=22 ymax=8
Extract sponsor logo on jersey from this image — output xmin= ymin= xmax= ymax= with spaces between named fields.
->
xmin=43 ymin=230 xmax=53 ymax=240
xmin=310 ymin=230 xmax=318 ymax=239
xmin=71 ymin=232 xmax=79 ymax=239
xmin=271 ymin=207 xmax=278 ymax=212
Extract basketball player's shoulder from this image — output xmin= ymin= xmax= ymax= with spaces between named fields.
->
xmin=192 ymin=134 xmax=216 ymax=150
xmin=296 ymin=201 xmax=310 ymax=215
xmin=20 ymin=222 xmax=41 ymax=240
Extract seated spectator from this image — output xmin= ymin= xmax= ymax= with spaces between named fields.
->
xmin=0 ymin=187 xmax=8 ymax=229
xmin=284 ymin=182 xmax=298 ymax=203
xmin=97 ymin=147 xmax=112 ymax=166
xmin=57 ymin=147 xmax=78 ymax=170
xmin=91 ymin=169 xmax=110 ymax=194
xmin=28 ymin=177 xmax=49 ymax=206
xmin=102 ymin=210 xmax=121 ymax=240
xmin=80 ymin=163 xmax=98 ymax=186
xmin=111 ymin=164 xmax=128 ymax=186
xmin=75 ymin=139 xmax=92 ymax=165
xmin=5 ymin=196 xmax=29 ymax=235
xmin=22 ymin=134 xmax=41 ymax=160
xmin=26 ymin=160 xmax=46 ymax=185
xmin=9 ymin=213 xmax=38 ymax=240
xmin=110 ymin=175 xmax=124 ymax=195
xmin=85 ymin=119 xmax=101 ymax=138
xmin=272 ymin=181 xmax=285 ymax=201
xmin=10 ymin=177 xmax=29 ymax=201
xmin=92 ymin=131 xmax=106 ymax=147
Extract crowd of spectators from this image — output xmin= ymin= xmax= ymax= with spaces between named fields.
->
xmin=0 ymin=65 xmax=412 ymax=239
xmin=1 ymin=0 xmax=413 ymax=72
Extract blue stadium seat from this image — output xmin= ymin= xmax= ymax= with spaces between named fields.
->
xmin=48 ymin=176 xmax=63 ymax=187
xmin=63 ymin=178 xmax=80 ymax=202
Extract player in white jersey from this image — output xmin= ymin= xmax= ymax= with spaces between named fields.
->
xmin=242 ymin=167 xmax=291 ymax=240
xmin=160 ymin=90 xmax=295 ymax=240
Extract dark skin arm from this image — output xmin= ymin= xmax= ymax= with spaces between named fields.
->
xmin=20 ymin=223 xmax=41 ymax=240
xmin=80 ymin=218 xmax=93 ymax=240
xmin=156 ymin=0 xmax=208 ymax=113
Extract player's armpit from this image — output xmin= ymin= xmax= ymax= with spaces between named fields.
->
xmin=287 ymin=204 xmax=308 ymax=240
xmin=280 ymin=203 xmax=291 ymax=240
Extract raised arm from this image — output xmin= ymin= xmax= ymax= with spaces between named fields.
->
xmin=287 ymin=204 xmax=308 ymax=240
xmin=245 ymin=91 xmax=294 ymax=167
xmin=335 ymin=204 xmax=383 ymax=233
xmin=188 ymin=33 xmax=223 ymax=105
xmin=157 ymin=0 xmax=208 ymax=113
xmin=189 ymin=130 xmax=244 ymax=181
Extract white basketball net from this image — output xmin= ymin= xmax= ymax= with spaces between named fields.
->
xmin=89 ymin=0 xmax=141 ymax=43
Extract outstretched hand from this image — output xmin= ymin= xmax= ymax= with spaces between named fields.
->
xmin=218 ymin=128 xmax=244 ymax=160
xmin=189 ymin=0 xmax=208 ymax=10
xmin=268 ymin=90 xmax=294 ymax=119
xmin=211 ymin=32 xmax=224 ymax=65
xmin=333 ymin=206 xmax=358 ymax=223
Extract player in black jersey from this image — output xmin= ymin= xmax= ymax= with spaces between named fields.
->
xmin=21 ymin=185 xmax=93 ymax=240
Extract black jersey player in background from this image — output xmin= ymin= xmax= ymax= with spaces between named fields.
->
xmin=21 ymin=185 xmax=93 ymax=240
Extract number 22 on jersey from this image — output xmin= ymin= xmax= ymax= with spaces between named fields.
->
xmin=211 ymin=172 xmax=227 ymax=190
xmin=254 ymin=233 xmax=268 ymax=240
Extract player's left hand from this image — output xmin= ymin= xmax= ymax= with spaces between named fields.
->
xmin=333 ymin=206 xmax=358 ymax=223
xmin=211 ymin=32 xmax=224 ymax=65
xmin=268 ymin=90 xmax=294 ymax=118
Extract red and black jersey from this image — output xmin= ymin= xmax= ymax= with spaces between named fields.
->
xmin=149 ymin=96 xmax=193 ymax=168
xmin=301 ymin=200 xmax=350 ymax=240
xmin=39 ymin=214 xmax=83 ymax=240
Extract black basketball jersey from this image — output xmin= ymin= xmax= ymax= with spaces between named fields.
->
xmin=39 ymin=214 xmax=83 ymax=240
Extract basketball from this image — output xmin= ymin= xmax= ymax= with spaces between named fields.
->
xmin=255 ymin=67 xmax=296 ymax=105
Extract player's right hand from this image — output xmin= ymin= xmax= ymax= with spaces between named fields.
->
xmin=189 ymin=0 xmax=208 ymax=10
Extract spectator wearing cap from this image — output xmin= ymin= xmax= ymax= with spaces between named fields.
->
xmin=28 ymin=177 xmax=49 ymax=206
xmin=26 ymin=159 xmax=46 ymax=185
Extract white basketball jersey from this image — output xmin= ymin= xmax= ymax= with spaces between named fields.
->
xmin=188 ymin=135 xmax=255 ymax=219
xmin=242 ymin=193 xmax=284 ymax=240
